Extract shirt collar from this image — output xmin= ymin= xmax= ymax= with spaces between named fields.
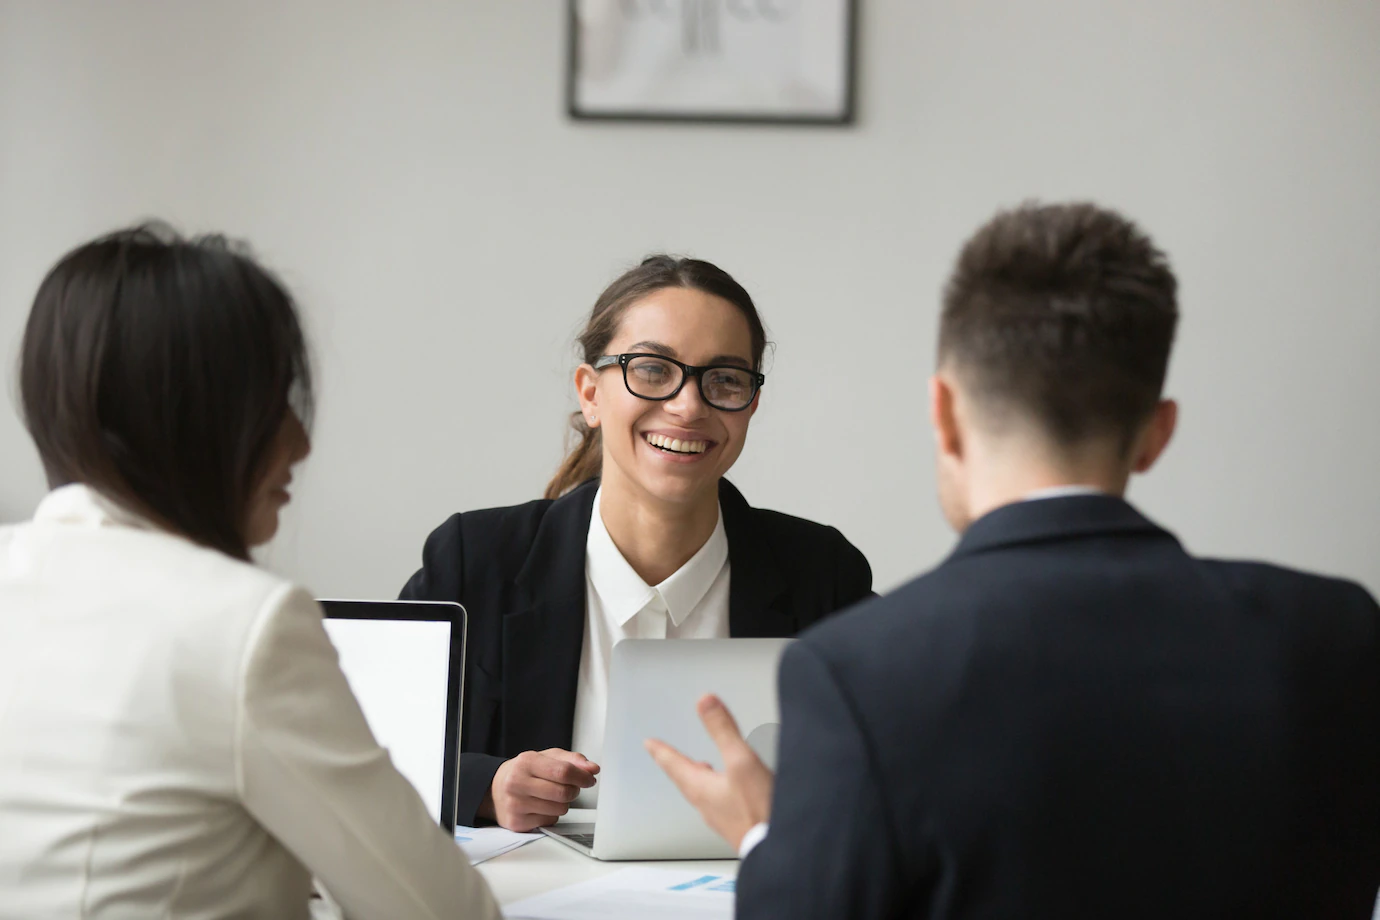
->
xmin=32 ymin=483 xmax=157 ymax=531
xmin=585 ymin=488 xmax=729 ymax=629
xmin=1021 ymin=485 xmax=1106 ymax=502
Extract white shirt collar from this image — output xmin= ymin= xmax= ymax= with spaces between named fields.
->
xmin=585 ymin=488 xmax=729 ymax=629
xmin=32 ymin=483 xmax=157 ymax=531
xmin=1022 ymin=485 xmax=1107 ymax=502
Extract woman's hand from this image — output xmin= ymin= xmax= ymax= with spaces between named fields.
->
xmin=479 ymin=749 xmax=600 ymax=832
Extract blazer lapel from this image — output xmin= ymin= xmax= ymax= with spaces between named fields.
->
xmin=720 ymin=480 xmax=795 ymax=638
xmin=501 ymin=480 xmax=598 ymax=756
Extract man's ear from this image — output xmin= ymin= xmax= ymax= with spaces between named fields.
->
xmin=575 ymin=364 xmax=601 ymax=429
xmin=930 ymin=373 xmax=963 ymax=461
xmin=1132 ymin=399 xmax=1177 ymax=473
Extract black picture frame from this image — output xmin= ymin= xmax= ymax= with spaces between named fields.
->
xmin=566 ymin=0 xmax=859 ymax=126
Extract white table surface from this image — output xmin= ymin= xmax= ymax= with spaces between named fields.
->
xmin=475 ymin=809 xmax=739 ymax=906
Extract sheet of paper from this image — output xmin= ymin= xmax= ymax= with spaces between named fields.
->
xmin=453 ymin=825 xmax=542 ymax=865
xmin=504 ymin=867 xmax=736 ymax=920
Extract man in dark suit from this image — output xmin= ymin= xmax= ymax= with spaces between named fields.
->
xmin=648 ymin=202 xmax=1380 ymax=918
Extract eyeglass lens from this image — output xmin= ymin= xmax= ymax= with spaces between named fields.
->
xmin=624 ymin=355 xmax=755 ymax=410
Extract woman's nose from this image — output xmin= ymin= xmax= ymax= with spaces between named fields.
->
xmin=664 ymin=376 xmax=710 ymax=418
xmin=288 ymin=413 xmax=312 ymax=463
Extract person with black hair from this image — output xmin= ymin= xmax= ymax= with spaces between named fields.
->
xmin=0 ymin=226 xmax=500 ymax=919
xmin=650 ymin=203 xmax=1380 ymax=919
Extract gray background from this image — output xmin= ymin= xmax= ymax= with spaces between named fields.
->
xmin=2 ymin=0 xmax=1377 ymax=599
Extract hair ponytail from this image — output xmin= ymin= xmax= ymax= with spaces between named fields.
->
xmin=542 ymin=254 xmax=767 ymax=500
xmin=544 ymin=412 xmax=603 ymax=500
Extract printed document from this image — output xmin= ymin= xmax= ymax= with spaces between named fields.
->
xmin=454 ymin=825 xmax=542 ymax=865
xmin=504 ymin=867 xmax=736 ymax=919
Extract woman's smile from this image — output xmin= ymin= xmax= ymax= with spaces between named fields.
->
xmin=641 ymin=429 xmax=718 ymax=462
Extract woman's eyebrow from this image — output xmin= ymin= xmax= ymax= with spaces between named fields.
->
xmin=628 ymin=340 xmax=677 ymax=357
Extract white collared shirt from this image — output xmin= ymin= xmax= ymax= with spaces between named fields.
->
xmin=571 ymin=489 xmax=731 ymax=807
xmin=1022 ymin=485 xmax=1106 ymax=502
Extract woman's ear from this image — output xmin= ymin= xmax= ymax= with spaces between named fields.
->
xmin=575 ymin=364 xmax=601 ymax=429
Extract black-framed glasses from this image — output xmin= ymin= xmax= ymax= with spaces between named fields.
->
xmin=592 ymin=353 xmax=765 ymax=412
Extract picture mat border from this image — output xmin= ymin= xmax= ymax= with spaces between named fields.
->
xmin=565 ymin=0 xmax=860 ymax=126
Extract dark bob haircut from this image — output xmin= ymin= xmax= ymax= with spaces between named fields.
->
xmin=19 ymin=223 xmax=313 ymax=560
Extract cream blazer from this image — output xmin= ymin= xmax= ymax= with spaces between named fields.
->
xmin=0 ymin=485 xmax=500 ymax=920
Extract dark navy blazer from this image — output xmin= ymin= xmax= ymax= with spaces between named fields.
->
xmin=739 ymin=495 xmax=1380 ymax=920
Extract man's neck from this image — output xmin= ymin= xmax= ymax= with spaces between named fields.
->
xmin=597 ymin=469 xmax=720 ymax=587
xmin=965 ymin=460 xmax=1130 ymax=526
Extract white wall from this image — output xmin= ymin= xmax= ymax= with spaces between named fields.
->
xmin=2 ymin=0 xmax=1378 ymax=598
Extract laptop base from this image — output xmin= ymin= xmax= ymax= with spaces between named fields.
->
xmin=539 ymin=823 xmax=597 ymax=857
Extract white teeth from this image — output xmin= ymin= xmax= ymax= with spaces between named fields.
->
xmin=644 ymin=433 xmax=707 ymax=454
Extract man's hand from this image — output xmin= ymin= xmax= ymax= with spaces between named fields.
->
xmin=645 ymin=694 xmax=774 ymax=851
xmin=479 ymin=749 xmax=599 ymax=832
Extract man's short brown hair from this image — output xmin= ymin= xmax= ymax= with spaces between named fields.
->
xmin=940 ymin=202 xmax=1179 ymax=448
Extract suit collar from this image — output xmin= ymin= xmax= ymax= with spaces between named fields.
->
xmin=951 ymin=494 xmax=1177 ymax=561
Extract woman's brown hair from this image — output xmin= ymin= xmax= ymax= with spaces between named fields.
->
xmin=19 ymin=223 xmax=313 ymax=560
xmin=544 ymin=255 xmax=768 ymax=500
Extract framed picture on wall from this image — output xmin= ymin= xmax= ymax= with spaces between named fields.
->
xmin=567 ymin=0 xmax=858 ymax=125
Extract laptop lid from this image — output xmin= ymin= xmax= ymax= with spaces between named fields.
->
xmin=593 ymin=638 xmax=791 ymax=860
xmin=319 ymin=599 xmax=465 ymax=832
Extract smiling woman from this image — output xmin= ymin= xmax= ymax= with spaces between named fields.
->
xmin=549 ymin=255 xmax=767 ymax=503
xmin=400 ymin=254 xmax=875 ymax=832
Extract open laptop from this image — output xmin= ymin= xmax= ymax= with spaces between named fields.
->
xmin=319 ymin=599 xmax=465 ymax=833
xmin=540 ymin=637 xmax=791 ymax=860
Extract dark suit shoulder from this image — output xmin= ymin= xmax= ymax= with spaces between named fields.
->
xmin=400 ymin=496 xmax=558 ymax=602
xmin=748 ymin=505 xmax=844 ymax=541
xmin=1198 ymin=558 xmax=1380 ymax=636
xmin=1201 ymin=558 xmax=1378 ymax=605
xmin=453 ymin=497 xmax=555 ymax=566
xmin=745 ymin=504 xmax=872 ymax=617
xmin=743 ymin=505 xmax=873 ymax=604
xmin=803 ymin=551 xmax=1380 ymax=682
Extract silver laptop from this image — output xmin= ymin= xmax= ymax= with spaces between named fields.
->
xmin=319 ymin=599 xmax=466 ymax=833
xmin=541 ymin=637 xmax=791 ymax=860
